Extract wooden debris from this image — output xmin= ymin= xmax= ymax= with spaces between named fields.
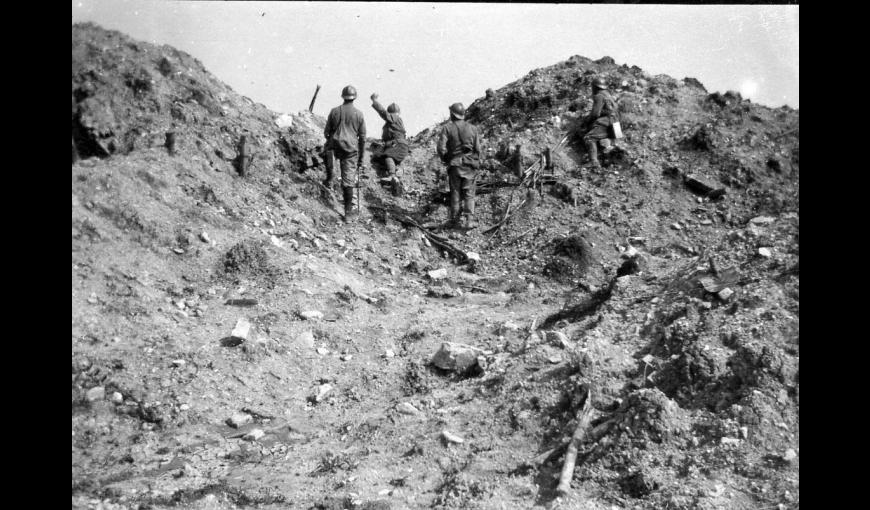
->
xmin=556 ymin=386 xmax=594 ymax=496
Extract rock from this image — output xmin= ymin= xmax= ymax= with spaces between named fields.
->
xmin=384 ymin=349 xmax=396 ymax=358
xmin=442 ymin=430 xmax=465 ymax=444
xmin=171 ymin=359 xmax=186 ymax=368
xmin=173 ymin=248 xmax=185 ymax=254
xmin=427 ymin=268 xmax=448 ymax=280
xmin=396 ymin=402 xmax=422 ymax=416
xmin=466 ymin=252 xmax=480 ymax=263
xmin=671 ymin=223 xmax=682 ymax=231
xmin=297 ymin=331 xmax=316 ymax=349
xmin=226 ymin=412 xmax=253 ymax=428
xmin=311 ymin=384 xmax=333 ymax=403
xmin=231 ymin=318 xmax=252 ymax=342
xmin=498 ymin=321 xmax=522 ymax=336
xmin=432 ymin=342 xmax=484 ymax=373
xmin=299 ymin=310 xmax=324 ymax=321
xmin=545 ymin=331 xmax=571 ymax=349
xmin=336 ymin=239 xmax=346 ymax=248
xmin=720 ymin=437 xmax=740 ymax=446
xmin=749 ymin=216 xmax=775 ymax=226
xmin=717 ymin=288 xmax=734 ymax=301
xmin=243 ymin=429 xmax=265 ymax=441
xmin=270 ymin=235 xmax=286 ymax=249
xmin=316 ymin=347 xmax=330 ymax=355
xmin=86 ymin=386 xmax=105 ymax=402
xmin=700 ymin=219 xmax=713 ymax=226
xmin=621 ymin=246 xmax=639 ymax=259
xmin=683 ymin=174 xmax=726 ymax=199
xmin=111 ymin=392 xmax=124 ymax=404
xmin=783 ymin=448 xmax=797 ymax=462
xmin=199 ymin=231 xmax=211 ymax=243
xmin=739 ymin=426 xmax=749 ymax=439
xmin=340 ymin=354 xmax=353 ymax=361
xmin=758 ymin=247 xmax=772 ymax=258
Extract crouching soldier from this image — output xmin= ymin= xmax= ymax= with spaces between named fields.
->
xmin=370 ymin=93 xmax=409 ymax=196
xmin=437 ymin=103 xmax=482 ymax=229
xmin=581 ymin=76 xmax=619 ymax=169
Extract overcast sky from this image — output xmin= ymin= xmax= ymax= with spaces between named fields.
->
xmin=72 ymin=1 xmax=799 ymax=136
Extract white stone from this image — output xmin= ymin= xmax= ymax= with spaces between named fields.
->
xmin=227 ymin=413 xmax=253 ymax=428
xmin=199 ymin=231 xmax=211 ymax=243
xmin=297 ymin=330 xmax=316 ymax=349
xmin=86 ymin=386 xmax=105 ymax=402
xmin=384 ymin=349 xmax=396 ymax=358
xmin=783 ymin=448 xmax=797 ymax=462
xmin=231 ymin=318 xmax=252 ymax=341
xmin=299 ymin=310 xmax=323 ymax=320
xmin=442 ymin=430 xmax=465 ymax=444
xmin=313 ymin=384 xmax=333 ymax=403
xmin=428 ymin=268 xmax=448 ymax=280
xmin=758 ymin=247 xmax=772 ymax=258
xmin=432 ymin=342 xmax=483 ymax=372
xmin=397 ymin=402 xmax=422 ymax=416
xmin=243 ymin=428 xmax=265 ymax=441
xmin=111 ymin=392 xmax=124 ymax=404
xmin=316 ymin=347 xmax=330 ymax=355
xmin=717 ymin=288 xmax=734 ymax=301
xmin=749 ymin=216 xmax=775 ymax=225
xmin=466 ymin=252 xmax=480 ymax=263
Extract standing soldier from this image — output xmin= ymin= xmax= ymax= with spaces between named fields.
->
xmin=370 ymin=93 xmax=409 ymax=196
xmin=437 ymin=103 xmax=482 ymax=229
xmin=581 ymin=76 xmax=618 ymax=169
xmin=323 ymin=85 xmax=367 ymax=222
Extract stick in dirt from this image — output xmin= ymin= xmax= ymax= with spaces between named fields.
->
xmin=308 ymin=84 xmax=321 ymax=113
xmin=556 ymin=385 xmax=594 ymax=496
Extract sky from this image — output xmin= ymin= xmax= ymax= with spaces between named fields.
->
xmin=72 ymin=1 xmax=799 ymax=136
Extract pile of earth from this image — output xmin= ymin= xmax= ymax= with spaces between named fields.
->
xmin=72 ymin=22 xmax=798 ymax=510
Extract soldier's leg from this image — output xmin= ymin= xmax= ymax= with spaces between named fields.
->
xmin=340 ymin=152 xmax=359 ymax=220
xmin=447 ymin=167 xmax=462 ymax=225
xmin=584 ymin=126 xmax=608 ymax=169
xmin=461 ymin=172 xmax=478 ymax=228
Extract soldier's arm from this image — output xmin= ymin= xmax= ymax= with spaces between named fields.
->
xmin=590 ymin=94 xmax=604 ymax=120
xmin=357 ymin=115 xmax=366 ymax=162
xmin=371 ymin=99 xmax=389 ymax=121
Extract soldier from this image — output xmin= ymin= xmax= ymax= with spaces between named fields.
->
xmin=323 ymin=85 xmax=367 ymax=221
xmin=581 ymin=76 xmax=619 ymax=169
xmin=370 ymin=93 xmax=409 ymax=196
xmin=437 ymin=103 xmax=482 ymax=229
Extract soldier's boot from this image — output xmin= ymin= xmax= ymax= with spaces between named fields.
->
xmin=585 ymin=140 xmax=601 ymax=169
xmin=600 ymin=138 xmax=614 ymax=154
xmin=384 ymin=158 xmax=403 ymax=196
xmin=448 ymin=190 xmax=461 ymax=227
xmin=342 ymin=186 xmax=358 ymax=222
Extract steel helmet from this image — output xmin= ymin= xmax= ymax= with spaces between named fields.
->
xmin=592 ymin=77 xmax=608 ymax=90
xmin=341 ymin=85 xmax=357 ymax=100
xmin=449 ymin=103 xmax=465 ymax=119
xmin=387 ymin=103 xmax=400 ymax=114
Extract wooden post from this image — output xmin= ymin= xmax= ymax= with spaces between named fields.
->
xmin=514 ymin=144 xmax=523 ymax=178
xmin=308 ymin=85 xmax=321 ymax=113
xmin=544 ymin=147 xmax=552 ymax=170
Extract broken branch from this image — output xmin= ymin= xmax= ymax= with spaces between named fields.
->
xmin=556 ymin=385 xmax=594 ymax=496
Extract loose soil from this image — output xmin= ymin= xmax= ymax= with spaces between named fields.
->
xmin=73 ymin=23 xmax=799 ymax=510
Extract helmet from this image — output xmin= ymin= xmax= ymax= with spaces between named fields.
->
xmin=387 ymin=103 xmax=400 ymax=114
xmin=592 ymin=77 xmax=608 ymax=90
xmin=449 ymin=102 xmax=465 ymax=119
xmin=341 ymin=85 xmax=357 ymax=100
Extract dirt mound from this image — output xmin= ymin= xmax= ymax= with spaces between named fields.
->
xmin=73 ymin=23 xmax=798 ymax=510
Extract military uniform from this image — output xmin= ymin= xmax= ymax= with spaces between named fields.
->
xmin=582 ymin=82 xmax=619 ymax=168
xmin=371 ymin=98 xmax=409 ymax=195
xmin=437 ymin=105 xmax=482 ymax=227
xmin=323 ymin=88 xmax=366 ymax=220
